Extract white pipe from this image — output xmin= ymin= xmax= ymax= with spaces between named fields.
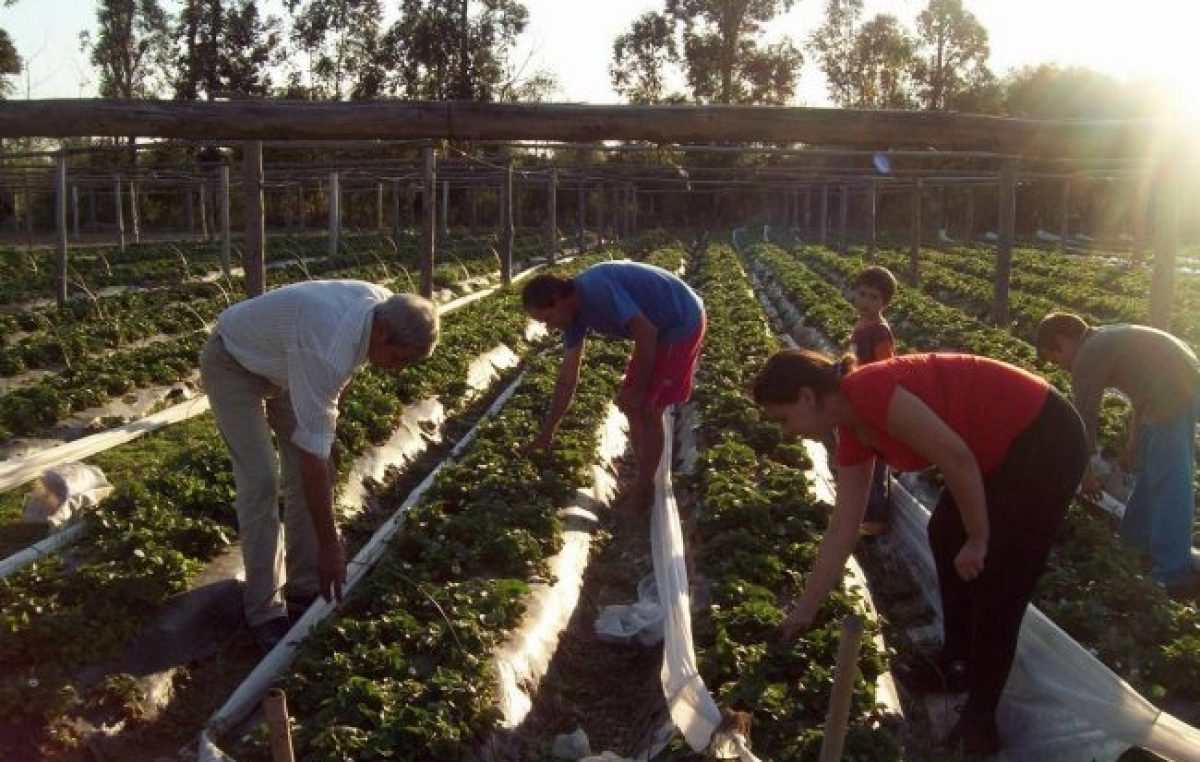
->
xmin=0 ymin=522 xmax=87 ymax=577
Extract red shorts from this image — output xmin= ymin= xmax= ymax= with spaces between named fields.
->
xmin=622 ymin=315 xmax=706 ymax=409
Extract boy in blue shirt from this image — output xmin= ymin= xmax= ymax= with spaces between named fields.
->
xmin=522 ymin=261 xmax=706 ymax=509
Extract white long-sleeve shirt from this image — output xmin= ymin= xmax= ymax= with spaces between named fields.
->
xmin=216 ymin=280 xmax=392 ymax=458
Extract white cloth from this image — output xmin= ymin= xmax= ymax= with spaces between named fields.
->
xmin=216 ymin=280 xmax=390 ymax=458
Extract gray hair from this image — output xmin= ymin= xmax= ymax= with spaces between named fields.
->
xmin=373 ymin=293 xmax=439 ymax=360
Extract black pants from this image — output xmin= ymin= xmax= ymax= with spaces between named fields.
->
xmin=927 ymin=388 xmax=1087 ymax=719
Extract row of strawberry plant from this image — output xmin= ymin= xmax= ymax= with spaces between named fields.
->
xmin=271 ymin=326 xmax=629 ymax=761
xmin=0 ymin=257 xmax=599 ymax=737
xmin=664 ymin=241 xmax=897 ymax=760
xmin=754 ymin=243 xmax=1200 ymax=710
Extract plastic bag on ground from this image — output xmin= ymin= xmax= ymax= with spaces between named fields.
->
xmin=594 ymin=573 xmax=664 ymax=646
xmin=22 ymin=463 xmax=112 ymax=528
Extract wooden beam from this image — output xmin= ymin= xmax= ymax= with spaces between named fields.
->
xmin=994 ymin=161 xmax=1017 ymax=327
xmin=243 ymin=142 xmax=265 ymax=297
xmin=0 ymin=100 xmax=1166 ymax=158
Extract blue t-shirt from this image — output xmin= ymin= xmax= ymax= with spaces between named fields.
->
xmin=563 ymin=261 xmax=704 ymax=349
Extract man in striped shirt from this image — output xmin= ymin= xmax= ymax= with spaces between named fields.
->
xmin=200 ymin=280 xmax=439 ymax=651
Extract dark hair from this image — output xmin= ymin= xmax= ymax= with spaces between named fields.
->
xmin=851 ymin=265 xmax=897 ymax=304
xmin=521 ymin=274 xmax=575 ymax=309
xmin=1034 ymin=312 xmax=1089 ymax=358
xmin=752 ymin=349 xmax=856 ymax=406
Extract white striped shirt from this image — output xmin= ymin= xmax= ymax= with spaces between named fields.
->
xmin=216 ymin=280 xmax=392 ymax=458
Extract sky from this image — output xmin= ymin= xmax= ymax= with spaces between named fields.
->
xmin=4 ymin=0 xmax=1198 ymax=113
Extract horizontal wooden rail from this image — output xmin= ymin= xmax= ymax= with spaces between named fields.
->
xmin=0 ymin=100 xmax=1172 ymax=159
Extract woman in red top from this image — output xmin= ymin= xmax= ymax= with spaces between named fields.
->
xmin=752 ymin=349 xmax=1087 ymax=755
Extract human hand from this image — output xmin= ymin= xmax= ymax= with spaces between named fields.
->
xmin=317 ymin=537 xmax=347 ymax=603
xmin=954 ymin=538 xmax=987 ymax=581
xmin=778 ymin=602 xmax=813 ymax=642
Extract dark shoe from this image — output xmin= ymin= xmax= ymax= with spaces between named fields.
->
xmin=893 ymin=655 xmax=969 ymax=694
xmin=942 ymin=712 xmax=1002 ymax=756
xmin=1166 ymin=574 xmax=1200 ymax=603
xmin=286 ymin=592 xmax=319 ymax=621
xmin=249 ymin=616 xmax=293 ymax=652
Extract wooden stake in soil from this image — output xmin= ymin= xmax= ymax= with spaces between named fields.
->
xmin=263 ymin=688 xmax=296 ymax=762
xmin=817 ymin=615 xmax=865 ymax=762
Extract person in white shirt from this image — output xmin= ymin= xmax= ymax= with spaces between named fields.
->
xmin=200 ymin=280 xmax=439 ymax=651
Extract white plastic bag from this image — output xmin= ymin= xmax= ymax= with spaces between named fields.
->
xmin=594 ymin=573 xmax=664 ymax=647
xmin=22 ymin=463 xmax=112 ymax=528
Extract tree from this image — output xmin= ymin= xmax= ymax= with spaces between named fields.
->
xmin=285 ymin=0 xmax=385 ymax=99
xmin=381 ymin=0 xmax=536 ymax=101
xmin=611 ymin=11 xmax=678 ymax=104
xmin=609 ymin=0 xmax=803 ymax=105
xmin=809 ymin=0 xmax=861 ymax=106
xmin=911 ymin=0 xmax=991 ymax=111
xmin=1002 ymin=64 xmax=1148 ymax=119
xmin=174 ymin=0 xmax=280 ymax=100
xmin=0 ymin=28 xmax=19 ymax=98
xmin=847 ymin=14 xmax=915 ymax=108
xmin=81 ymin=0 xmax=172 ymax=99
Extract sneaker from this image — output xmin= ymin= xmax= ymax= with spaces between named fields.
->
xmin=893 ymin=655 xmax=970 ymax=694
xmin=942 ymin=712 xmax=1002 ymax=756
xmin=249 ymin=616 xmax=293 ymax=652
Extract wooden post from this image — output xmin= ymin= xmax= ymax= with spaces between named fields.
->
xmin=964 ymin=185 xmax=974 ymax=243
xmin=819 ymin=185 xmax=829 ymax=244
xmin=994 ymin=161 xmax=1017 ymax=327
xmin=468 ymin=185 xmax=478 ymax=231
xmin=1150 ymin=165 xmax=1179 ymax=329
xmin=199 ymin=179 xmax=210 ymax=241
xmin=243 ymin=142 xmax=265 ymax=296
xmin=803 ymin=188 xmax=812 ymax=242
xmin=596 ymin=183 xmax=606 ymax=244
xmin=376 ymin=182 xmax=384 ymax=230
xmin=792 ymin=185 xmax=801 ymax=230
xmin=630 ymin=184 xmax=638 ymax=233
xmin=1133 ymin=171 xmax=1151 ymax=262
xmin=546 ymin=170 xmax=558 ymax=263
xmin=909 ymin=179 xmax=922 ymax=282
xmin=1059 ymin=177 xmax=1071 ymax=254
xmin=55 ymin=153 xmax=68 ymax=307
xmin=87 ymin=186 xmax=97 ymax=231
xmin=440 ymin=179 xmax=449 ymax=237
xmin=70 ymin=183 xmax=80 ymax=241
xmin=866 ymin=182 xmax=877 ymax=261
xmin=937 ymin=184 xmax=947 ymax=240
xmin=114 ymin=174 xmax=126 ymax=253
xmin=837 ymin=183 xmax=849 ymax=253
xmin=390 ymin=178 xmax=402 ymax=240
xmin=294 ymin=182 xmax=304 ymax=231
xmin=129 ymin=179 xmax=141 ymax=244
xmin=185 ymin=184 xmax=195 ymax=235
xmin=263 ymin=688 xmax=296 ymax=762
xmin=817 ymin=616 xmax=865 ymax=762
xmin=420 ymin=146 xmax=436 ymax=296
xmin=220 ymin=164 xmax=232 ymax=278
xmin=577 ymin=179 xmax=586 ymax=251
xmin=328 ymin=170 xmax=341 ymax=258
xmin=500 ymin=157 xmax=514 ymax=284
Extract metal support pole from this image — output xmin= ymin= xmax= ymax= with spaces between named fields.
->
xmin=243 ymin=142 xmax=265 ymax=296
xmin=994 ymin=161 xmax=1018 ymax=326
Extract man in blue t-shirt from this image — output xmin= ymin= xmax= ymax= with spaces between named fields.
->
xmin=522 ymin=261 xmax=706 ymax=509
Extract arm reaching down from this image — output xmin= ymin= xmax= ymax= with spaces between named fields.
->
xmin=535 ymin=341 xmax=585 ymax=451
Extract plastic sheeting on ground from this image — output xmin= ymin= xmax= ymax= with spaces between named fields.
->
xmin=493 ymin=403 xmax=627 ymax=727
xmin=887 ymin=473 xmax=1200 ymax=762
